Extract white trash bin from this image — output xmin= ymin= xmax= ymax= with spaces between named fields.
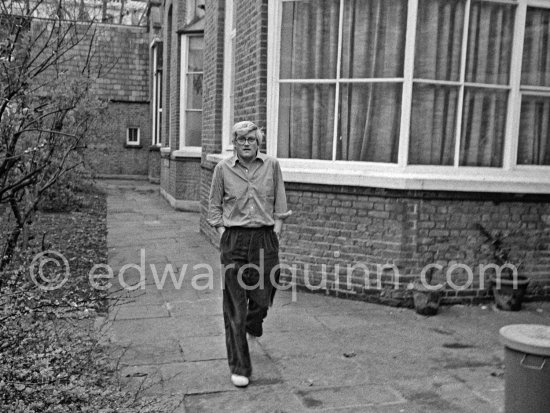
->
xmin=499 ymin=324 xmax=550 ymax=413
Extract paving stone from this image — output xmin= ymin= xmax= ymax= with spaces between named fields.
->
xmin=183 ymin=384 xmax=304 ymax=412
xmin=275 ymin=354 xmax=375 ymax=388
xmin=179 ymin=335 xmax=227 ymax=362
xmin=262 ymin=310 xmax=327 ymax=333
xmin=159 ymin=360 xmax=236 ymax=395
xmin=167 ymin=298 xmax=223 ymax=317
xmin=116 ymin=340 xmax=185 ymax=366
xmin=119 ymin=364 xmax=163 ymax=396
xmin=258 ymin=330 xmax=342 ymax=360
xmin=294 ymin=384 xmax=406 ymax=411
xmin=110 ymin=303 xmax=170 ymax=321
xmin=110 ymin=316 xmax=223 ymax=344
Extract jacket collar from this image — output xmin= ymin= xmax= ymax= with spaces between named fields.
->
xmin=230 ymin=151 xmax=267 ymax=167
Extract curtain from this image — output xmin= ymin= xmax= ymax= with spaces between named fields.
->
xmin=338 ymin=0 xmax=406 ymax=162
xmin=410 ymin=84 xmax=458 ymax=165
xmin=409 ymin=0 xmax=464 ymax=165
xmin=460 ymin=1 xmax=514 ymax=166
xmin=409 ymin=0 xmax=513 ymax=166
xmin=278 ymin=0 xmax=339 ymax=160
xmin=518 ymin=7 xmax=550 ymax=165
xmin=277 ymin=0 xmax=406 ymax=162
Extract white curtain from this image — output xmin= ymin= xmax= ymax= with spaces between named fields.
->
xmin=278 ymin=0 xmax=339 ymax=160
xmin=410 ymin=0 xmax=514 ymax=166
xmin=338 ymin=0 xmax=406 ymax=162
xmin=409 ymin=0 xmax=464 ymax=165
xmin=277 ymin=0 xmax=406 ymax=162
xmin=518 ymin=7 xmax=550 ymax=165
xmin=459 ymin=1 xmax=514 ymax=167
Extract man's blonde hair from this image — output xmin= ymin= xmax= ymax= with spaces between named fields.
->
xmin=232 ymin=121 xmax=264 ymax=145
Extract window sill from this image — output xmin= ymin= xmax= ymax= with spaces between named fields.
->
xmin=172 ymin=147 xmax=202 ymax=159
xmin=124 ymin=143 xmax=142 ymax=149
xmin=206 ymin=155 xmax=550 ymax=194
xmin=280 ymin=160 xmax=550 ymax=194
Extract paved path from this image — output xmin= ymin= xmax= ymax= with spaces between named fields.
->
xmin=100 ymin=179 xmax=550 ymax=413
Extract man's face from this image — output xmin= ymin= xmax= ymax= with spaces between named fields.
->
xmin=234 ymin=130 xmax=258 ymax=163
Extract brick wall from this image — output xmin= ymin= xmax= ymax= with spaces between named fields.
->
xmin=148 ymin=147 xmax=161 ymax=183
xmin=201 ymin=0 xmax=224 ymax=159
xmin=199 ymin=0 xmax=225 ymax=239
xmin=85 ymin=102 xmax=150 ymax=175
xmin=234 ymin=0 xmax=268 ymax=133
xmin=30 ymin=20 xmax=151 ymax=176
xmin=31 ymin=20 xmax=149 ymax=102
xmin=89 ymin=24 xmax=149 ymax=102
xmin=175 ymin=158 xmax=201 ymax=200
xmin=278 ymin=183 xmax=550 ymax=305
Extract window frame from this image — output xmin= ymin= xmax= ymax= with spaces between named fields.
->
xmin=126 ymin=127 xmax=141 ymax=147
xmin=222 ymin=0 xmax=236 ymax=152
xmin=151 ymin=41 xmax=163 ymax=147
xmin=266 ymin=0 xmax=550 ymax=193
xmin=178 ymin=32 xmax=203 ymax=152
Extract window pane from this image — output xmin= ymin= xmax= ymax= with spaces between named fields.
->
xmin=156 ymin=44 xmax=163 ymax=70
xmin=279 ymin=0 xmax=339 ymax=79
xmin=465 ymin=1 xmax=514 ymax=85
xmin=337 ymin=83 xmax=401 ymax=162
xmin=188 ymin=36 xmax=204 ymax=71
xmin=186 ymin=74 xmax=203 ymax=109
xmin=414 ymin=0 xmax=464 ymax=81
xmin=517 ymin=95 xmax=550 ymax=165
xmin=341 ymin=0 xmax=407 ymax=78
xmin=409 ymin=84 xmax=458 ymax=165
xmin=185 ymin=111 xmax=202 ymax=146
xmin=522 ymin=7 xmax=550 ymax=87
xmin=277 ymin=83 xmax=335 ymax=160
xmin=460 ymin=88 xmax=507 ymax=167
xmin=157 ymin=75 xmax=162 ymax=109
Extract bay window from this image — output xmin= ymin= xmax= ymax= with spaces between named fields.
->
xmin=267 ymin=0 xmax=550 ymax=192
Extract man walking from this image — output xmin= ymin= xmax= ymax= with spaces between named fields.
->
xmin=207 ymin=121 xmax=291 ymax=387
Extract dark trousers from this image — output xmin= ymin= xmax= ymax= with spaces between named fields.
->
xmin=220 ymin=226 xmax=280 ymax=377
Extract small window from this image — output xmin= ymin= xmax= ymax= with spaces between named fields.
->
xmin=127 ymin=127 xmax=140 ymax=146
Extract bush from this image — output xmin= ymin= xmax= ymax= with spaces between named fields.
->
xmin=0 ymin=191 xmax=178 ymax=412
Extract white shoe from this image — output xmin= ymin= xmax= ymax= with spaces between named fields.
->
xmin=231 ymin=374 xmax=249 ymax=387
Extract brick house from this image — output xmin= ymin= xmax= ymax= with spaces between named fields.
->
xmin=151 ymin=0 xmax=550 ymax=305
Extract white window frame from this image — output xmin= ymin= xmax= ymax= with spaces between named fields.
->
xmin=126 ymin=127 xmax=141 ymax=146
xmin=222 ymin=0 xmax=236 ymax=152
xmin=266 ymin=0 xmax=550 ymax=194
xmin=151 ymin=41 xmax=163 ymax=146
xmin=178 ymin=33 xmax=203 ymax=156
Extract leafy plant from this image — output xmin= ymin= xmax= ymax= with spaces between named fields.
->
xmin=475 ymin=223 xmax=511 ymax=266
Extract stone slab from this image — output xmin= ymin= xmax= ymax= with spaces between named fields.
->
xmin=179 ymin=335 xmax=227 ymax=362
xmin=294 ymin=384 xmax=406 ymax=410
xmin=110 ymin=303 xmax=171 ymax=321
xmin=183 ymin=384 xmax=304 ymax=413
xmin=159 ymin=360 xmax=237 ymax=395
xmin=116 ymin=340 xmax=185 ymax=366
